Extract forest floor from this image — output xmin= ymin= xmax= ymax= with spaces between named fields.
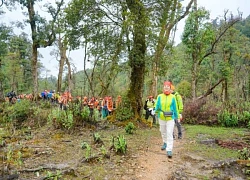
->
xmin=0 ymin=120 xmax=249 ymax=180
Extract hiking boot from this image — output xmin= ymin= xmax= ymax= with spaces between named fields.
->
xmin=167 ymin=151 xmax=172 ymax=158
xmin=161 ymin=143 xmax=167 ymax=150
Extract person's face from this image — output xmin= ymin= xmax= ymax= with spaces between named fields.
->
xmin=163 ymin=85 xmax=171 ymax=95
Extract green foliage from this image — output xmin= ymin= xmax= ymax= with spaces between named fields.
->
xmin=93 ymin=108 xmax=100 ymax=121
xmin=93 ymin=133 xmax=101 ymax=144
xmin=45 ymin=170 xmax=62 ymax=180
xmin=182 ymin=8 xmax=214 ymax=53
xmin=114 ymin=97 xmax=134 ymax=121
xmin=112 ymin=135 xmax=127 ymax=154
xmin=217 ymin=110 xmax=238 ymax=127
xmin=39 ymin=101 xmax=52 ymax=109
xmin=6 ymin=144 xmax=13 ymax=162
xmin=71 ymin=103 xmax=81 ymax=116
xmin=238 ymin=147 xmax=250 ymax=160
xmin=63 ymin=111 xmax=74 ymax=129
xmin=81 ymin=106 xmax=90 ymax=120
xmin=115 ymin=105 xmax=134 ymax=121
xmin=47 ymin=109 xmax=74 ymax=130
xmin=218 ymin=61 xmax=231 ymax=79
xmin=125 ymin=122 xmax=136 ymax=134
xmin=81 ymin=142 xmax=91 ymax=159
xmin=2 ymin=100 xmax=33 ymax=124
xmin=100 ymin=145 xmax=107 ymax=155
xmin=15 ymin=151 xmax=23 ymax=166
xmin=176 ymin=80 xmax=192 ymax=98
xmin=81 ymin=142 xmax=88 ymax=149
xmin=241 ymin=111 xmax=250 ymax=124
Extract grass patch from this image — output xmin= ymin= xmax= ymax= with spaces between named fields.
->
xmin=184 ymin=124 xmax=245 ymax=160
xmin=184 ymin=124 xmax=247 ymax=140
xmin=185 ymin=142 xmax=238 ymax=160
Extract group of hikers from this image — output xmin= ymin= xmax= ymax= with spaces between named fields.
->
xmin=5 ymin=80 xmax=183 ymax=159
xmin=5 ymin=89 xmax=123 ymax=119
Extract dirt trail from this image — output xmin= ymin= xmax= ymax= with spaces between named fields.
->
xmin=133 ymin=127 xmax=247 ymax=180
xmin=134 ymin=131 xmax=191 ymax=180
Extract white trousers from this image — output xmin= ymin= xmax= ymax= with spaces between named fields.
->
xmin=159 ymin=119 xmax=175 ymax=152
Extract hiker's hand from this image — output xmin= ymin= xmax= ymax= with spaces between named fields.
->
xmin=179 ymin=114 xmax=183 ymax=122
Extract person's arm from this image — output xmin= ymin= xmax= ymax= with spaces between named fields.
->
xmin=171 ymin=97 xmax=179 ymax=120
xmin=176 ymin=93 xmax=184 ymax=113
xmin=154 ymin=96 xmax=161 ymax=113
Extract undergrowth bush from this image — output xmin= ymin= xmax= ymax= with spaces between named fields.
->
xmin=81 ymin=106 xmax=90 ymax=120
xmin=2 ymin=100 xmax=34 ymax=126
xmin=125 ymin=122 xmax=136 ymax=134
xmin=183 ymin=98 xmax=250 ymax=127
xmin=48 ymin=109 xmax=74 ymax=129
xmin=111 ymin=135 xmax=127 ymax=154
xmin=183 ymin=98 xmax=220 ymax=125
xmin=217 ymin=110 xmax=238 ymax=127
xmin=114 ymin=96 xmax=133 ymax=121
xmin=238 ymin=147 xmax=250 ymax=160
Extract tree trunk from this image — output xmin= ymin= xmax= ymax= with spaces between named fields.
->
xmin=57 ymin=57 xmax=64 ymax=93
xmin=126 ymin=0 xmax=147 ymax=118
xmin=192 ymin=0 xmax=198 ymax=99
xmin=32 ymin=44 xmax=38 ymax=101
xmin=191 ymin=59 xmax=198 ymax=99
xmin=57 ymin=37 xmax=66 ymax=93
xmin=248 ymin=72 xmax=250 ymax=100
xmin=0 ymin=58 xmax=3 ymax=99
xmin=26 ymin=0 xmax=63 ymax=100
xmin=65 ymin=57 xmax=72 ymax=93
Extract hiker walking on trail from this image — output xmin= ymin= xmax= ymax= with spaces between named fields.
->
xmin=169 ymin=81 xmax=184 ymax=139
xmin=144 ymin=95 xmax=156 ymax=124
xmin=154 ymin=81 xmax=179 ymax=158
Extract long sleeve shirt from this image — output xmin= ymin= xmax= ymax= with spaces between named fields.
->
xmin=154 ymin=93 xmax=178 ymax=121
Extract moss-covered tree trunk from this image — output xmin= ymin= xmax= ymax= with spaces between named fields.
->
xmin=126 ymin=0 xmax=147 ymax=118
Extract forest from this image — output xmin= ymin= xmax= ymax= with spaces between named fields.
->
xmin=0 ymin=0 xmax=249 ymax=119
xmin=0 ymin=0 xmax=250 ymax=179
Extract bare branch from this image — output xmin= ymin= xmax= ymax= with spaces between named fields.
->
xmin=197 ymin=78 xmax=225 ymax=100
xmin=199 ymin=16 xmax=241 ymax=65
xmin=173 ymin=0 xmax=194 ymax=25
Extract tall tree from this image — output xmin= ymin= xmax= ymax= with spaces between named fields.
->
xmin=0 ymin=24 xmax=13 ymax=98
xmin=65 ymin=0 xmax=126 ymax=97
xmin=125 ymin=0 xmax=147 ymax=117
xmin=8 ymin=0 xmax=64 ymax=100
xmin=182 ymin=8 xmax=240 ymax=99
xmin=149 ymin=0 xmax=194 ymax=97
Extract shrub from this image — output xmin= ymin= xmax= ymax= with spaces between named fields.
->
xmin=183 ymin=98 xmax=220 ymax=125
xmin=2 ymin=100 xmax=33 ymax=126
xmin=112 ymin=135 xmax=127 ymax=154
xmin=81 ymin=106 xmax=90 ymax=120
xmin=238 ymin=147 xmax=250 ymax=160
xmin=218 ymin=110 xmax=238 ymax=127
xmin=125 ymin=122 xmax=136 ymax=134
xmin=114 ymin=96 xmax=133 ymax=121
xmin=48 ymin=109 xmax=74 ymax=130
xmin=176 ymin=80 xmax=192 ymax=99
